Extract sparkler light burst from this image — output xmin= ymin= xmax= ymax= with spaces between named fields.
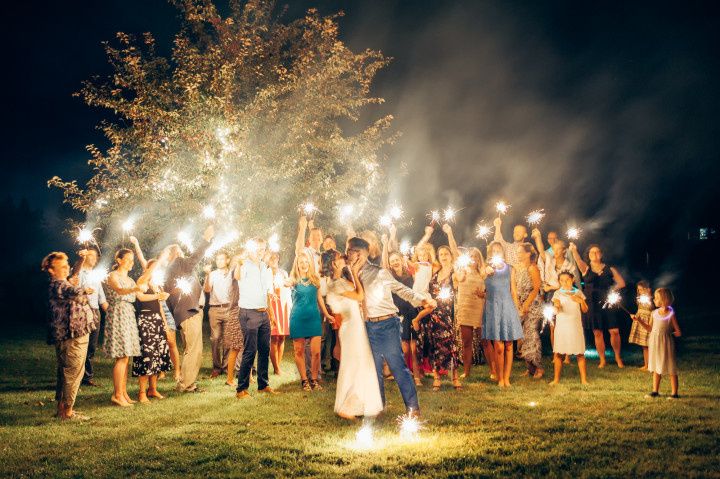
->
xmin=495 ymin=201 xmax=510 ymax=215
xmin=455 ymin=252 xmax=473 ymax=270
xmin=268 ymin=233 xmax=280 ymax=253
xmin=476 ymin=222 xmax=493 ymax=241
xmin=438 ymin=286 xmax=452 ymax=301
xmin=300 ymin=201 xmax=318 ymax=218
xmin=202 ymin=205 xmax=216 ymax=219
xmin=637 ymin=294 xmax=652 ymax=306
xmin=489 ymin=254 xmax=504 ymax=269
xmin=604 ymin=290 xmax=622 ymax=308
xmin=121 ymin=218 xmax=135 ymax=233
xmin=397 ymin=411 xmax=422 ymax=439
xmin=245 ymin=239 xmax=259 ymax=254
xmin=175 ymin=276 xmax=192 ymax=296
xmin=526 ymin=209 xmax=545 ymax=226
xmin=86 ymin=267 xmax=109 ymax=284
xmin=177 ymin=230 xmax=194 ymax=253
xmin=542 ymin=304 xmax=557 ymax=322
xmin=399 ymin=240 xmax=412 ymax=256
xmin=151 ymin=267 xmax=167 ymax=286
xmin=338 ymin=204 xmax=355 ymax=222
xmin=389 ymin=204 xmax=403 ymax=220
xmin=428 ymin=210 xmax=441 ymax=223
xmin=77 ymin=227 xmax=94 ymax=244
xmin=354 ymin=424 xmax=374 ymax=449
xmin=443 ymin=206 xmax=457 ymax=223
xmin=379 ymin=214 xmax=393 ymax=227
xmin=567 ymin=227 xmax=581 ymax=240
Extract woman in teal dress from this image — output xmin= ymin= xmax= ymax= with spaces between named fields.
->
xmin=289 ymin=250 xmax=333 ymax=391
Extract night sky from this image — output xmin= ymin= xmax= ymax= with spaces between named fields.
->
xmin=3 ymin=1 xmax=720 ymax=322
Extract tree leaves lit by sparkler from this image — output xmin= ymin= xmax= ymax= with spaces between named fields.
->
xmin=567 ymin=227 xmax=581 ymax=240
xmin=526 ymin=209 xmax=545 ymax=226
xmin=476 ymin=222 xmax=493 ymax=241
xmin=495 ymin=201 xmax=510 ymax=215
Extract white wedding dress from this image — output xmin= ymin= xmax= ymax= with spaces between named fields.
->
xmin=325 ymin=278 xmax=383 ymax=417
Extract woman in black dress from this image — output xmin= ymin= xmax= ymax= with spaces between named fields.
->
xmin=133 ymin=260 xmax=172 ymax=402
xmin=570 ymin=243 xmax=626 ymax=368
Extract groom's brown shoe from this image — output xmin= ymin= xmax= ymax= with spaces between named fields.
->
xmin=258 ymin=387 xmax=278 ymax=395
xmin=236 ymin=390 xmax=250 ymax=399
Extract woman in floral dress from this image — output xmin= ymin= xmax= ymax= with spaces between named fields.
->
xmin=513 ymin=243 xmax=544 ymax=379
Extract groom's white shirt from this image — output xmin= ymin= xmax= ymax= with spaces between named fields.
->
xmin=359 ymin=262 xmax=425 ymax=318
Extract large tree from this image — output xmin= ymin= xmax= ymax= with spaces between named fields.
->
xmin=50 ymin=0 xmax=395 ymax=250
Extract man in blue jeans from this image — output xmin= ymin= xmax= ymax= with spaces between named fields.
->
xmin=346 ymin=237 xmax=436 ymax=416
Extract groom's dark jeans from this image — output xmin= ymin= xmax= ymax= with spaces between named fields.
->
xmin=237 ymin=309 xmax=271 ymax=392
xmin=365 ymin=316 xmax=419 ymax=412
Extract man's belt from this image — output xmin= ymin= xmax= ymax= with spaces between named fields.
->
xmin=241 ymin=307 xmax=267 ymax=312
xmin=367 ymin=313 xmax=396 ymax=323
xmin=209 ymin=303 xmax=231 ymax=308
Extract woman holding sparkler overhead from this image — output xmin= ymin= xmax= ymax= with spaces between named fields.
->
xmin=514 ymin=243 xmax=545 ymax=379
xmin=427 ymin=240 xmax=461 ymax=391
xmin=482 ymin=241 xmax=524 ymax=387
xmin=570 ymin=243 xmax=626 ymax=368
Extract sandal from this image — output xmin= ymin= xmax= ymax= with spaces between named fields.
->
xmin=414 ymin=377 xmax=422 ymax=387
xmin=453 ymin=379 xmax=463 ymax=390
xmin=301 ymin=379 xmax=311 ymax=391
xmin=432 ymin=379 xmax=441 ymax=391
xmin=310 ymin=379 xmax=323 ymax=391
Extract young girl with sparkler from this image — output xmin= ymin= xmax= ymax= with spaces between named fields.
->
xmin=549 ymin=271 xmax=588 ymax=385
xmin=637 ymin=288 xmax=681 ymax=399
xmin=629 ymin=281 xmax=653 ymax=370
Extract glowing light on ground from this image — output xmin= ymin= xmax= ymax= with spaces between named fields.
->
xmin=354 ymin=424 xmax=374 ymax=450
xmin=528 ymin=401 xmax=539 ymax=408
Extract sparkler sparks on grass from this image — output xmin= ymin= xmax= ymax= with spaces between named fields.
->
xmin=177 ymin=230 xmax=194 ymax=253
xmin=202 ymin=205 xmax=216 ymax=219
xmin=637 ymin=294 xmax=652 ymax=306
xmin=397 ymin=411 xmax=421 ymax=439
xmin=567 ymin=227 xmax=581 ymax=240
xmin=528 ymin=401 xmax=539 ymax=408
xmin=354 ymin=424 xmax=374 ymax=449
xmin=495 ymin=201 xmax=510 ymax=215
xmin=438 ymin=286 xmax=452 ymax=301
xmin=526 ymin=209 xmax=545 ymax=226
xmin=455 ymin=252 xmax=473 ymax=270
xmin=443 ymin=206 xmax=457 ymax=223
xmin=175 ymin=276 xmax=192 ymax=296
xmin=476 ymin=222 xmax=493 ymax=241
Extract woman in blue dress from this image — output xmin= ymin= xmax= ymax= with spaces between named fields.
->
xmin=289 ymin=250 xmax=334 ymax=391
xmin=482 ymin=241 xmax=524 ymax=387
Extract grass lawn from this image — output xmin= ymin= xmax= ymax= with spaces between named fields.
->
xmin=1 ymin=329 xmax=719 ymax=478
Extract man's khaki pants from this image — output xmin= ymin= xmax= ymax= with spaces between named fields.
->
xmin=177 ymin=312 xmax=203 ymax=391
xmin=55 ymin=334 xmax=89 ymax=409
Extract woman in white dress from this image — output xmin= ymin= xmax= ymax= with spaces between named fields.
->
xmin=550 ymin=271 xmax=589 ymax=385
xmin=320 ymin=249 xmax=383 ymax=420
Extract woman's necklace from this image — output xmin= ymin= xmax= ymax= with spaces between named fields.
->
xmin=299 ymin=277 xmax=311 ymax=286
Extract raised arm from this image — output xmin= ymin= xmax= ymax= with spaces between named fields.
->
xmin=493 ymin=217 xmax=506 ymax=243
xmin=187 ymin=225 xmax=215 ymax=268
xmin=381 ymin=233 xmax=390 ymax=269
xmin=295 ymin=215 xmax=308 ymax=256
xmin=569 ymin=242 xmax=588 ymax=275
xmin=531 ymin=228 xmax=547 ymax=263
xmin=442 ymin=224 xmax=460 ymax=258
xmin=416 ymin=225 xmax=434 ymax=249
xmin=129 ymin=236 xmax=148 ymax=270
xmin=70 ymin=251 xmax=87 ymax=279
xmin=388 ymin=223 xmax=399 ymax=253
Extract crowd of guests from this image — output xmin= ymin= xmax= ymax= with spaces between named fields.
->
xmin=43 ymin=214 xmax=682 ymax=421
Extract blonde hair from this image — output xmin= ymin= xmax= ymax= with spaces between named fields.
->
xmin=468 ymin=247 xmax=485 ymax=273
xmin=655 ymin=287 xmax=674 ymax=307
xmin=413 ymin=242 xmax=438 ymax=266
xmin=41 ymin=252 xmax=67 ymax=272
xmin=290 ymin=250 xmax=320 ymax=287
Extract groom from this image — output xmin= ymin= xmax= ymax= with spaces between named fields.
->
xmin=346 ymin=237 xmax=436 ymax=416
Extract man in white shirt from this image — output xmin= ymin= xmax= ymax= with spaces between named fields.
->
xmin=204 ymin=252 xmax=234 ymax=378
xmin=235 ymin=238 xmax=277 ymax=398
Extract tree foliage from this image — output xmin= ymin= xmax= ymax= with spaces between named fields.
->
xmin=49 ymin=0 xmax=395 ymax=248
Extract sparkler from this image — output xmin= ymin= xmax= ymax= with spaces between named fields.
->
xmin=399 ymin=239 xmax=412 ymax=256
xmin=379 ymin=214 xmax=393 ymax=228
xmin=541 ymin=303 xmax=556 ymax=332
xmin=528 ymin=401 xmax=539 ymax=408
xmin=427 ymin=210 xmax=441 ymax=225
xmin=389 ymin=204 xmax=404 ymax=220
xmin=603 ymin=290 xmax=630 ymax=314
xmin=268 ymin=233 xmax=280 ymax=253
xmin=437 ymin=286 xmax=452 ymax=301
xmin=300 ymin=201 xmax=319 ymax=219
xmin=475 ymin=222 xmax=493 ymax=241
xmin=455 ymin=252 xmax=473 ymax=270
xmin=121 ymin=218 xmax=135 ymax=233
xmin=202 ymin=205 xmax=216 ymax=219
xmin=526 ymin=209 xmax=545 ymax=226
xmin=637 ymin=294 xmax=652 ymax=307
xmin=566 ymin=227 xmax=581 ymax=241
xmin=495 ymin=201 xmax=510 ymax=216
xmin=77 ymin=227 xmax=94 ymax=244
xmin=354 ymin=424 xmax=374 ymax=449
xmin=489 ymin=254 xmax=504 ymax=269
xmin=443 ymin=206 xmax=457 ymax=223
xmin=175 ymin=276 xmax=192 ymax=296
xmin=205 ymin=230 xmax=241 ymax=258
xmin=85 ymin=267 xmax=109 ymax=284
xmin=338 ymin=204 xmax=355 ymax=223
xmin=151 ymin=267 xmax=167 ymax=286
xmin=397 ymin=410 xmax=421 ymax=439
xmin=245 ymin=239 xmax=259 ymax=254
xmin=177 ymin=230 xmax=195 ymax=253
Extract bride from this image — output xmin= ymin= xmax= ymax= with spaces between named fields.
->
xmin=320 ymin=249 xmax=383 ymax=419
